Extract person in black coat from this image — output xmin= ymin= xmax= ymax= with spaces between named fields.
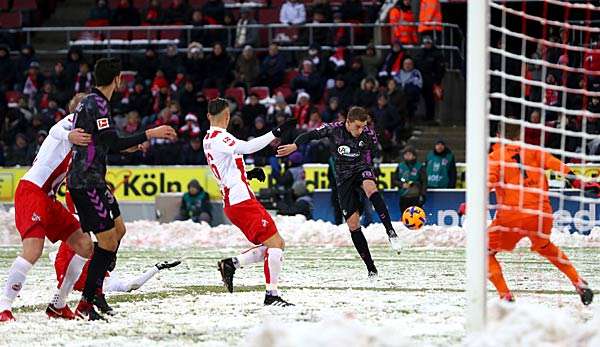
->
xmin=202 ymin=42 xmax=233 ymax=92
xmin=353 ymin=77 xmax=378 ymax=109
xmin=0 ymin=45 xmax=14 ymax=94
xmin=327 ymin=75 xmax=354 ymax=110
xmin=241 ymin=93 xmax=267 ymax=127
xmin=179 ymin=137 xmax=207 ymax=165
xmin=415 ymin=36 xmax=446 ymax=123
xmin=137 ymin=47 xmax=160 ymax=84
xmin=111 ymin=0 xmax=140 ymax=26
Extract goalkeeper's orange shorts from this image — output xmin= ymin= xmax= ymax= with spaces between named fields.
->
xmin=488 ymin=211 xmax=553 ymax=252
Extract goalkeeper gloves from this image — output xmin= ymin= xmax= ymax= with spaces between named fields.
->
xmin=272 ymin=118 xmax=297 ymax=137
xmin=246 ymin=167 xmax=266 ymax=182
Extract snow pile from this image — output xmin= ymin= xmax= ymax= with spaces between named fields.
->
xmin=468 ymin=300 xmax=600 ymax=347
xmin=246 ymin=315 xmax=414 ymax=347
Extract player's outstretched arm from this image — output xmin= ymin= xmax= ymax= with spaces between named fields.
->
xmin=233 ymin=118 xmax=297 ymax=155
xmin=277 ymin=122 xmax=330 ymax=157
xmin=98 ymin=125 xmax=177 ymax=152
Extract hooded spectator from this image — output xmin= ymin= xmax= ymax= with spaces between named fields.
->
xmin=241 ymin=93 xmax=267 ymax=126
xmin=177 ymin=79 xmax=198 ymax=116
xmin=426 ymin=140 xmax=456 ymax=188
xmin=142 ymin=0 xmax=163 ymax=25
xmin=354 ymin=77 xmax=379 ymax=109
xmin=416 ymin=36 xmax=446 ymax=124
xmin=235 ymin=45 xmax=260 ymax=88
xmin=248 ymin=116 xmax=270 ymax=139
xmin=178 ymin=179 xmax=212 ymax=224
xmin=184 ymin=42 xmax=206 ymax=85
xmin=235 ymin=8 xmax=259 ymax=48
xmin=259 ymin=43 xmax=287 ymax=90
xmin=179 ymin=113 xmax=201 ymax=140
xmin=280 ymin=0 xmax=306 ymax=25
xmin=50 ymin=62 xmax=70 ymax=106
xmin=111 ymin=0 xmax=140 ymax=26
xmin=344 ymin=57 xmax=366 ymax=91
xmin=160 ymin=45 xmax=184 ymax=82
xmin=202 ymin=0 xmax=225 ymax=24
xmin=165 ymin=0 xmax=189 ymax=24
xmin=151 ymin=74 xmax=171 ymax=114
xmin=203 ymin=42 xmax=233 ymax=92
xmin=386 ymin=78 xmax=408 ymax=126
xmin=128 ymin=80 xmax=151 ymax=117
xmin=393 ymin=146 xmax=427 ymax=213
xmin=371 ymin=93 xmax=400 ymax=139
xmin=291 ymin=60 xmax=322 ymax=102
xmin=89 ymin=0 xmax=111 ymax=21
xmin=0 ymin=44 xmax=15 ymax=93
xmin=267 ymin=94 xmax=293 ymax=125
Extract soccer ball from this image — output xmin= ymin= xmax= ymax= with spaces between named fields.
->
xmin=402 ymin=206 xmax=426 ymax=230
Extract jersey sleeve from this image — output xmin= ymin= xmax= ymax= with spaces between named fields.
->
xmin=542 ymin=151 xmax=571 ymax=176
xmin=294 ymin=122 xmax=334 ymax=145
xmin=49 ymin=114 xmax=75 ymax=142
xmin=362 ymin=127 xmax=381 ymax=165
xmin=488 ymin=150 xmax=501 ymax=186
xmin=211 ymin=131 xmax=276 ymax=155
xmin=75 ymin=95 xmax=115 ymax=135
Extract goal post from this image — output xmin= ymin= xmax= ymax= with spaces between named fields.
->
xmin=465 ymin=0 xmax=490 ymax=333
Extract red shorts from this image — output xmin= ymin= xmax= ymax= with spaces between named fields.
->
xmin=488 ymin=211 xmax=553 ymax=252
xmin=224 ymin=198 xmax=278 ymax=245
xmin=14 ymin=180 xmax=80 ymax=243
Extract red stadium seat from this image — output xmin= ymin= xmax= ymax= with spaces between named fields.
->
xmin=259 ymin=8 xmax=279 ymax=24
xmin=160 ymin=29 xmax=182 ymax=40
xmin=12 ymin=0 xmax=37 ymax=10
xmin=225 ymin=87 xmax=245 ymax=107
xmin=106 ymin=30 xmax=130 ymax=40
xmin=189 ymin=0 xmax=204 ymax=8
xmin=0 ymin=0 xmax=9 ymax=10
xmin=0 ymin=12 xmax=22 ymax=28
xmin=131 ymin=30 xmax=158 ymax=40
xmin=274 ymin=86 xmax=292 ymax=100
xmin=249 ymin=86 xmax=270 ymax=100
xmin=202 ymin=88 xmax=220 ymax=100
xmin=283 ymin=69 xmax=299 ymax=86
xmin=133 ymin=0 xmax=148 ymax=9
xmin=85 ymin=19 xmax=110 ymax=27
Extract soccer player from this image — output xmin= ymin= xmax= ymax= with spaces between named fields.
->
xmin=486 ymin=123 xmax=594 ymax=304
xmin=0 ymin=94 xmax=94 ymax=322
xmin=205 ymin=98 xmax=296 ymax=306
xmin=51 ymin=242 xmax=180 ymax=297
xmin=277 ymin=106 xmax=401 ymax=277
xmin=67 ymin=58 xmax=177 ymax=320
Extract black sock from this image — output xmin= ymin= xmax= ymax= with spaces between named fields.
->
xmin=369 ymin=191 xmax=395 ymax=234
xmin=82 ymin=243 xmax=114 ymax=302
xmin=351 ymin=227 xmax=376 ymax=272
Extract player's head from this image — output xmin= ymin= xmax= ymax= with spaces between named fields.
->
xmin=345 ymin=106 xmax=368 ymax=138
xmin=502 ymin=123 xmax=522 ymax=141
xmin=207 ymin=98 xmax=230 ymax=126
xmin=94 ymin=57 xmax=122 ymax=90
xmin=68 ymin=93 xmax=87 ymax=113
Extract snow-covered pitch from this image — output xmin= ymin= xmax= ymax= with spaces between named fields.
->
xmin=1 ymin=208 xmax=600 ymax=346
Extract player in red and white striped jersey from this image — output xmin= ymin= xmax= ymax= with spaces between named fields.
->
xmin=205 ymin=98 xmax=297 ymax=307
xmin=0 ymin=94 xmax=94 ymax=322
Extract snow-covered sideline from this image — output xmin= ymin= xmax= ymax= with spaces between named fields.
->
xmin=468 ymin=300 xmax=600 ymax=347
xmin=1 ymin=207 xmax=599 ymax=249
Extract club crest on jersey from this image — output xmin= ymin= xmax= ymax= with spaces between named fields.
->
xmin=359 ymin=140 xmax=365 ymax=147
xmin=11 ymin=283 xmax=22 ymax=291
xmin=337 ymin=145 xmax=359 ymax=157
xmin=31 ymin=213 xmax=41 ymax=222
xmin=262 ymin=219 xmax=268 ymax=227
xmin=96 ymin=118 xmax=110 ymax=130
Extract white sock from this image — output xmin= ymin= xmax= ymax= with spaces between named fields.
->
xmin=0 ymin=256 xmax=33 ymax=311
xmin=127 ymin=266 xmax=160 ymax=291
xmin=234 ymin=245 xmax=267 ymax=268
xmin=264 ymin=248 xmax=283 ymax=296
xmin=52 ymin=254 xmax=86 ymax=309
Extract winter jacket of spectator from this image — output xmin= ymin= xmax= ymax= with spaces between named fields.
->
xmin=360 ymin=52 xmax=382 ymax=78
xmin=321 ymin=105 xmax=341 ymax=123
xmin=180 ymin=180 xmax=211 ymax=220
xmin=426 ymin=145 xmax=456 ymax=188
xmin=235 ymin=18 xmax=259 ymax=47
xmin=184 ymin=55 xmax=206 ymax=86
xmin=327 ymin=85 xmax=354 ymax=110
xmin=64 ymin=47 xmax=83 ymax=85
xmin=371 ymin=103 xmax=400 ymax=132
xmin=394 ymin=158 xmax=427 ymax=198
xmin=178 ymin=89 xmax=198 ymax=116
xmin=0 ymin=45 xmax=14 ymax=91
xmin=291 ymin=71 xmax=322 ymax=102
xmin=206 ymin=51 xmax=233 ymax=82
xmin=235 ymin=53 xmax=260 ymax=85
xmin=137 ymin=54 xmax=160 ymax=83
xmin=202 ymin=0 xmax=225 ymax=23
xmin=111 ymin=3 xmax=140 ymax=26
xmin=6 ymin=143 xmax=30 ymax=166
xmin=277 ymin=195 xmax=313 ymax=220
xmin=180 ymin=142 xmax=207 ymax=165
xmin=380 ymin=49 xmax=405 ymax=77
xmin=389 ymin=5 xmax=418 ymax=45
xmin=344 ymin=63 xmax=366 ymax=91
xmin=165 ymin=2 xmax=189 ymax=24
xmin=395 ymin=68 xmax=423 ymax=90
xmin=267 ymin=104 xmax=292 ymax=124
xmin=260 ymin=52 xmax=286 ymax=81
xmin=178 ymin=121 xmax=201 ymax=140
xmin=354 ymin=83 xmax=378 ymax=109
xmin=16 ymin=45 xmax=37 ymax=80
xmin=73 ymin=71 xmax=93 ymax=93
xmin=293 ymin=103 xmax=313 ymax=128
xmin=280 ymin=1 xmax=306 ymax=24
xmin=128 ymin=89 xmax=152 ymax=116
xmin=142 ymin=4 xmax=163 ymax=25
xmin=416 ymin=46 xmax=446 ymax=85
xmin=241 ymin=103 xmax=267 ymax=126
xmin=160 ymin=53 xmax=184 ymax=82
xmin=89 ymin=3 xmax=111 ymax=21
xmin=418 ymin=0 xmax=442 ymax=33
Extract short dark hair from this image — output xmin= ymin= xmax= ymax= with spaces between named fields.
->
xmin=94 ymin=58 xmax=121 ymax=87
xmin=347 ymin=106 xmax=368 ymax=122
xmin=208 ymin=98 xmax=229 ymax=116
xmin=503 ymin=123 xmax=522 ymax=140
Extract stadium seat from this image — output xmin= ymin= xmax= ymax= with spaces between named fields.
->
xmin=283 ymin=69 xmax=299 ymax=86
xmin=189 ymin=0 xmax=204 ymax=8
xmin=274 ymin=86 xmax=292 ymax=100
xmin=0 ymin=12 xmax=22 ymax=29
xmin=225 ymin=87 xmax=245 ymax=107
xmin=202 ymin=88 xmax=220 ymax=100
xmin=0 ymin=0 xmax=9 ymax=10
xmin=160 ymin=30 xmax=182 ymax=40
xmin=249 ymin=86 xmax=270 ymax=100
xmin=131 ymin=30 xmax=158 ymax=40
xmin=85 ymin=19 xmax=110 ymax=27
xmin=259 ymin=8 xmax=279 ymax=24
xmin=12 ymin=0 xmax=37 ymax=11
xmin=106 ymin=30 xmax=130 ymax=40
xmin=133 ymin=0 xmax=148 ymax=9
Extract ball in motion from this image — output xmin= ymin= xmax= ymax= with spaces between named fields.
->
xmin=402 ymin=206 xmax=426 ymax=230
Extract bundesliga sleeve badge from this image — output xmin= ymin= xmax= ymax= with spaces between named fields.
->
xmin=96 ymin=118 xmax=110 ymax=130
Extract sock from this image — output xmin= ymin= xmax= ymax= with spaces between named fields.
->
xmin=127 ymin=266 xmax=160 ymax=291
xmin=0 ymin=256 xmax=33 ymax=311
xmin=488 ymin=254 xmax=511 ymax=298
xmin=264 ymin=248 xmax=283 ymax=296
xmin=369 ymin=192 xmax=395 ymax=234
xmin=234 ymin=245 xmax=267 ymax=269
xmin=350 ymin=228 xmax=376 ymax=272
xmin=536 ymin=242 xmax=580 ymax=285
xmin=52 ymin=254 xmax=87 ymax=309
xmin=82 ymin=244 xmax=114 ymax=302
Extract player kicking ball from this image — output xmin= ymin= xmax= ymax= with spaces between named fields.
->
xmin=277 ymin=106 xmax=401 ymax=278
xmin=204 ymin=98 xmax=296 ymax=307
xmin=484 ymin=123 xmax=594 ymax=304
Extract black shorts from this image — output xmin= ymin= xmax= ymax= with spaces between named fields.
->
xmin=337 ymin=169 xmax=376 ymax=220
xmin=69 ymin=186 xmax=121 ymax=233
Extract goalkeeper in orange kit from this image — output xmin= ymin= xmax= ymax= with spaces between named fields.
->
xmin=485 ymin=123 xmax=597 ymax=305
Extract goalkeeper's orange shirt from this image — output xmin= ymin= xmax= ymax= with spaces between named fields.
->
xmin=488 ymin=143 xmax=571 ymax=212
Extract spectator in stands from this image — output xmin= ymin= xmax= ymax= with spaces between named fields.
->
xmin=202 ymin=0 xmax=225 ymax=24
xmin=543 ymin=72 xmax=561 ymax=121
xmin=25 ymin=114 xmax=48 ymax=142
xmin=111 ymin=0 xmax=140 ymax=26
xmin=354 ymin=77 xmax=378 ymax=109
xmin=584 ymin=41 xmax=600 ymax=72
xmin=17 ymin=45 xmax=38 ymax=85
xmin=393 ymin=146 xmax=427 ymax=213
xmin=184 ymin=42 xmax=205 ymax=87
xmin=177 ymin=79 xmax=198 ymax=116
xmin=259 ymin=43 xmax=286 ymax=90
xmin=50 ymin=62 xmax=70 ymax=107
xmin=241 ymin=93 xmax=267 ymax=126
xmin=137 ymin=47 xmax=160 ymax=84
xmin=128 ymin=80 xmax=151 ymax=117
xmin=25 ymin=130 xmax=47 ymax=164
xmin=89 ymin=0 xmax=111 ymax=22
xmin=228 ymin=114 xmax=247 ymax=140
xmin=277 ymin=181 xmax=313 ymax=220
xmin=340 ymin=0 xmax=364 ymax=22
xmin=322 ymin=96 xmax=342 ymax=123
xmin=379 ymin=41 xmax=405 ymax=79
xmin=160 ymin=44 xmax=183 ymax=83
xmin=142 ymin=0 xmax=163 ymax=25
xmin=344 ymin=57 xmax=366 ymax=91
xmin=0 ymin=45 xmax=14 ymax=94
xmin=416 ymin=36 xmax=446 ymax=124
xmin=5 ymin=133 xmax=30 ymax=166
xmin=280 ymin=0 xmax=306 ymax=25
xmin=418 ymin=0 xmax=442 ymax=42
xmin=248 ymin=116 xmax=269 ymax=139
xmin=277 ymin=151 xmax=305 ymax=191
xmin=35 ymin=81 xmax=55 ymax=112
xmin=330 ymin=13 xmax=350 ymax=46
xmin=371 ymin=93 xmax=400 ymax=140
xmin=293 ymin=92 xmax=313 ymax=128
xmin=40 ymin=100 xmax=65 ymax=127
xmin=310 ymin=0 xmax=332 ymax=21
xmin=267 ymin=94 xmax=292 ymax=125
xmin=587 ymin=96 xmax=600 ymax=135
xmin=235 ymin=8 xmax=258 ymax=48
xmin=426 ymin=140 xmax=456 ymax=189
xmin=327 ymin=75 xmax=353 ymax=110
xmin=389 ymin=0 xmax=418 ymax=45
xmin=203 ymin=42 xmax=233 ymax=92
xmin=291 ymin=60 xmax=323 ymax=102
xmin=22 ymin=62 xmax=44 ymax=103
xmin=395 ymin=57 xmax=422 ymax=119
xmin=360 ymin=44 xmax=382 ymax=79
xmin=151 ymin=74 xmax=172 ymax=116
xmin=178 ymin=113 xmax=201 ymax=141
xmin=73 ymin=62 xmax=93 ymax=94
xmin=164 ymin=0 xmax=189 ymax=25
xmin=188 ymin=10 xmax=212 ymax=46
xmin=122 ymin=110 xmax=141 ymax=135
xmin=180 ymin=136 xmax=207 ymax=165
xmin=234 ymin=45 xmax=260 ymax=89
xmin=306 ymin=109 xmax=323 ymax=130
xmin=524 ymin=109 xmax=542 ymax=146
xmin=178 ymin=179 xmax=212 ymax=224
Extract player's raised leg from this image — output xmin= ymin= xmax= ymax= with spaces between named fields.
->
xmin=361 ymin=178 xmax=401 ymax=251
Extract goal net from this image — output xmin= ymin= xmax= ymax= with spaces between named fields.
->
xmin=466 ymin=0 xmax=600 ymax=332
